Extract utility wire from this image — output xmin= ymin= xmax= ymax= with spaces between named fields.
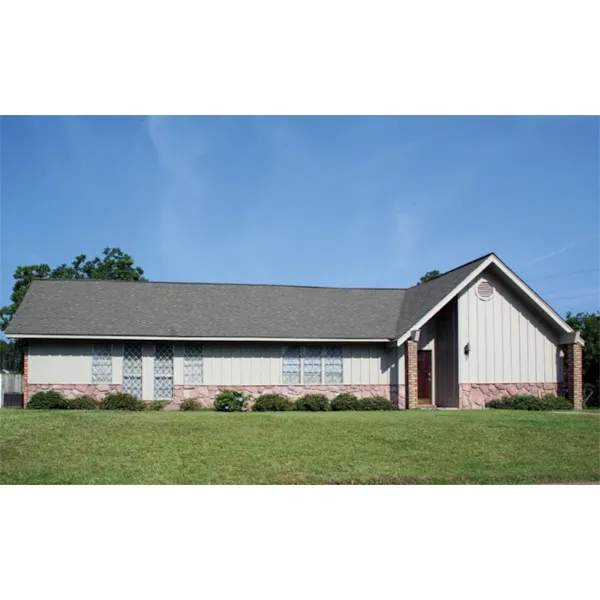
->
xmin=541 ymin=292 xmax=600 ymax=301
xmin=527 ymin=268 xmax=600 ymax=281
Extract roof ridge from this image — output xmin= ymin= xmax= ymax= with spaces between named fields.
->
xmin=31 ymin=278 xmax=409 ymax=291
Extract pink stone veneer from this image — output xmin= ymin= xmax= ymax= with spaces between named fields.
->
xmin=459 ymin=382 xmax=559 ymax=409
xmin=170 ymin=384 xmax=405 ymax=410
xmin=26 ymin=383 xmax=122 ymax=403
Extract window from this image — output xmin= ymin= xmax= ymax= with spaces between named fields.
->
xmin=92 ymin=344 xmax=112 ymax=383
xmin=154 ymin=343 xmax=174 ymax=400
xmin=303 ymin=347 xmax=322 ymax=384
xmin=282 ymin=346 xmax=301 ymax=384
xmin=123 ymin=343 xmax=143 ymax=398
xmin=324 ymin=347 xmax=343 ymax=383
xmin=282 ymin=346 xmax=343 ymax=385
xmin=184 ymin=344 xmax=203 ymax=385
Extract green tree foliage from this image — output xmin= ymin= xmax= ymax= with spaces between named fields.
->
xmin=566 ymin=311 xmax=600 ymax=407
xmin=0 ymin=339 xmax=24 ymax=372
xmin=1 ymin=247 xmax=146 ymax=331
xmin=418 ymin=270 xmax=441 ymax=284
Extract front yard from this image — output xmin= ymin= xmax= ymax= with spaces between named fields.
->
xmin=1 ymin=410 xmax=598 ymax=484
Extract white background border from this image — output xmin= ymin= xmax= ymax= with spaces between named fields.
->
xmin=1 ymin=1 xmax=598 ymax=598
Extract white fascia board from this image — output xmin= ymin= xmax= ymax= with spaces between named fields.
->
xmin=396 ymin=254 xmax=576 ymax=346
xmin=5 ymin=334 xmax=391 ymax=343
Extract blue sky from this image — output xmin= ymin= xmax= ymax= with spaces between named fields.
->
xmin=1 ymin=116 xmax=598 ymax=318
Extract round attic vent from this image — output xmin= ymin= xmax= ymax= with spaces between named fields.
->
xmin=476 ymin=279 xmax=494 ymax=301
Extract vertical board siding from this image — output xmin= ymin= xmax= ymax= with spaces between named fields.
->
xmin=28 ymin=341 xmax=93 ymax=384
xmin=435 ymin=300 xmax=459 ymax=407
xmin=458 ymin=271 xmax=561 ymax=384
xmin=27 ymin=341 xmax=392 ymax=388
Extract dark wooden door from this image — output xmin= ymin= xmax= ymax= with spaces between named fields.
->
xmin=417 ymin=350 xmax=432 ymax=404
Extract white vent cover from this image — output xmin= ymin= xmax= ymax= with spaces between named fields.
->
xmin=476 ymin=279 xmax=495 ymax=301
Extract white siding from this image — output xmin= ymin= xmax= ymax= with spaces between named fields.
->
xmin=28 ymin=341 xmax=392 ymax=388
xmin=28 ymin=342 xmax=93 ymax=384
xmin=342 ymin=345 xmax=391 ymax=384
xmin=458 ymin=271 xmax=562 ymax=383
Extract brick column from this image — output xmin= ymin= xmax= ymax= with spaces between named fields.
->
xmin=565 ymin=343 xmax=583 ymax=410
xmin=405 ymin=340 xmax=419 ymax=409
xmin=23 ymin=344 xmax=29 ymax=407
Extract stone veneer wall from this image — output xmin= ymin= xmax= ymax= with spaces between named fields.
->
xmin=171 ymin=384 xmax=405 ymax=410
xmin=459 ymin=382 xmax=559 ymax=409
xmin=26 ymin=383 xmax=122 ymax=404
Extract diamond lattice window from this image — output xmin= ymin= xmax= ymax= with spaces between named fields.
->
xmin=324 ymin=347 xmax=343 ymax=384
xmin=184 ymin=344 xmax=203 ymax=385
xmin=154 ymin=343 xmax=174 ymax=400
xmin=282 ymin=346 xmax=301 ymax=384
xmin=303 ymin=347 xmax=323 ymax=384
xmin=123 ymin=343 xmax=143 ymax=398
xmin=92 ymin=344 xmax=112 ymax=384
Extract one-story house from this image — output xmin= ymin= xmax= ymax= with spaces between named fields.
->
xmin=4 ymin=253 xmax=584 ymax=409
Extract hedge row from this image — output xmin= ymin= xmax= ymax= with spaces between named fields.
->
xmin=26 ymin=391 xmax=168 ymax=411
xmin=27 ymin=390 xmax=397 ymax=412
xmin=486 ymin=394 xmax=573 ymax=411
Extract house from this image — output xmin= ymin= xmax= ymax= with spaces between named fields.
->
xmin=4 ymin=253 xmax=584 ymax=409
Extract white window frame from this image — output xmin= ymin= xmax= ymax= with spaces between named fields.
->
xmin=282 ymin=345 xmax=343 ymax=385
xmin=123 ymin=343 xmax=143 ymax=398
xmin=92 ymin=343 xmax=113 ymax=384
xmin=154 ymin=343 xmax=174 ymax=400
xmin=183 ymin=343 xmax=203 ymax=385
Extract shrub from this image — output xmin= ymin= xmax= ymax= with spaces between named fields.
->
xmin=145 ymin=400 xmax=169 ymax=411
xmin=487 ymin=394 xmax=573 ymax=411
xmin=253 ymin=394 xmax=294 ymax=412
xmin=99 ymin=392 xmax=145 ymax=411
xmin=214 ymin=390 xmax=248 ymax=412
xmin=359 ymin=396 xmax=396 ymax=411
xmin=295 ymin=394 xmax=330 ymax=411
xmin=27 ymin=391 xmax=69 ymax=410
xmin=67 ymin=395 xmax=99 ymax=410
xmin=180 ymin=398 xmax=202 ymax=411
xmin=330 ymin=393 xmax=361 ymax=411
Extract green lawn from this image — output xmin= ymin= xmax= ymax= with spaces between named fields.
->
xmin=1 ymin=410 xmax=598 ymax=484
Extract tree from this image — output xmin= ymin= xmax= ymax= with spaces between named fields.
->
xmin=565 ymin=311 xmax=600 ymax=407
xmin=0 ymin=339 xmax=23 ymax=373
xmin=418 ymin=270 xmax=441 ymax=284
xmin=1 ymin=247 xmax=146 ymax=331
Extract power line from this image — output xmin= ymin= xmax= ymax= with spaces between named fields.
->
xmin=527 ymin=268 xmax=600 ymax=281
xmin=543 ymin=292 xmax=600 ymax=301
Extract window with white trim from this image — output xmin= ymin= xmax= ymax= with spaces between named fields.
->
xmin=324 ymin=346 xmax=343 ymax=383
xmin=154 ymin=343 xmax=174 ymax=400
xmin=282 ymin=346 xmax=343 ymax=385
xmin=92 ymin=344 xmax=112 ymax=383
xmin=184 ymin=344 xmax=203 ymax=385
xmin=123 ymin=343 xmax=143 ymax=398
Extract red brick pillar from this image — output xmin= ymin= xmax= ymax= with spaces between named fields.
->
xmin=23 ymin=344 xmax=29 ymax=407
xmin=565 ymin=343 xmax=583 ymax=410
xmin=405 ymin=340 xmax=419 ymax=409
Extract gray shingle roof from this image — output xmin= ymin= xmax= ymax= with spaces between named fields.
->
xmin=4 ymin=254 xmax=492 ymax=340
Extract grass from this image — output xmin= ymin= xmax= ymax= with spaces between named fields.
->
xmin=1 ymin=410 xmax=599 ymax=484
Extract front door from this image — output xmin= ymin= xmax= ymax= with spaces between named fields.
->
xmin=417 ymin=350 xmax=432 ymax=405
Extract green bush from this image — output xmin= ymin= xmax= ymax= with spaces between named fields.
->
xmin=99 ymin=392 xmax=145 ymax=411
xmin=359 ymin=396 xmax=396 ymax=411
xmin=67 ymin=395 xmax=99 ymax=410
xmin=180 ymin=398 xmax=202 ymax=411
xmin=487 ymin=394 xmax=573 ymax=411
xmin=295 ymin=394 xmax=330 ymax=411
xmin=145 ymin=400 xmax=169 ymax=411
xmin=253 ymin=394 xmax=294 ymax=412
xmin=330 ymin=393 xmax=361 ymax=411
xmin=27 ymin=391 xmax=69 ymax=410
xmin=214 ymin=390 xmax=248 ymax=412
